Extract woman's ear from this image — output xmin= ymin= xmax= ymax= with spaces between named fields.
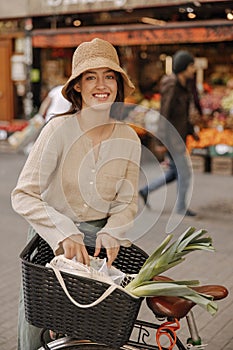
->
xmin=74 ymin=83 xmax=81 ymax=92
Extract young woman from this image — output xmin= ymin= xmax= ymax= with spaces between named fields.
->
xmin=11 ymin=38 xmax=141 ymax=350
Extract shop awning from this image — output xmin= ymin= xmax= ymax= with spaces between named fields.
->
xmin=32 ymin=20 xmax=233 ymax=47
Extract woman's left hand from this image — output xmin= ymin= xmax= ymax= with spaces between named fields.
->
xmin=94 ymin=233 xmax=120 ymax=267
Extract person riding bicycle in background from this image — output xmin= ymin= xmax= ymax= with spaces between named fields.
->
xmin=11 ymin=38 xmax=141 ymax=350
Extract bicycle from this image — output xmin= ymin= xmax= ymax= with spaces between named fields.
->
xmin=20 ymin=233 xmax=228 ymax=350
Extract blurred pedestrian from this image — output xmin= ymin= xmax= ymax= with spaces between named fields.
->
xmin=10 ymin=85 xmax=72 ymax=155
xmin=39 ymin=84 xmax=71 ymax=122
xmin=139 ymin=50 xmax=199 ymax=216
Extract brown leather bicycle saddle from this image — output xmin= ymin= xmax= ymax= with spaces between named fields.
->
xmin=146 ymin=275 xmax=228 ymax=319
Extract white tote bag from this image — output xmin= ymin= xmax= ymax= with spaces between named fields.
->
xmin=46 ymin=255 xmax=128 ymax=308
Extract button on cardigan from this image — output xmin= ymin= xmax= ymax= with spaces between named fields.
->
xmin=11 ymin=115 xmax=141 ymax=254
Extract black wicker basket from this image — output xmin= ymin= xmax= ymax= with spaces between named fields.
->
xmin=20 ymin=234 xmax=148 ymax=349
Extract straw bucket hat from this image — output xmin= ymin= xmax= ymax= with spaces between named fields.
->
xmin=62 ymin=38 xmax=135 ymax=101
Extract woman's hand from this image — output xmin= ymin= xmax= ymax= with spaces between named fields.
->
xmin=94 ymin=233 xmax=120 ymax=267
xmin=62 ymin=234 xmax=90 ymax=265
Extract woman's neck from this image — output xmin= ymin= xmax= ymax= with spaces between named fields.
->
xmin=77 ymin=109 xmax=115 ymax=145
xmin=78 ymin=105 xmax=111 ymax=132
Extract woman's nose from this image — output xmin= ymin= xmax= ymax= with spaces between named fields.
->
xmin=96 ymin=76 xmax=106 ymax=88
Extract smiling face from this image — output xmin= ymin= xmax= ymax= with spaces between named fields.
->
xmin=74 ymin=67 xmax=118 ymax=110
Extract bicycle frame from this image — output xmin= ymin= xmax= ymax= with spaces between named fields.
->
xmin=127 ymin=319 xmax=187 ymax=350
xmin=39 ymin=317 xmax=195 ymax=350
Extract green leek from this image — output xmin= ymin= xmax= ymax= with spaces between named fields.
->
xmin=125 ymin=227 xmax=217 ymax=315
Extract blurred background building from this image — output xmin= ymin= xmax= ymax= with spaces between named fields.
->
xmin=0 ymin=0 xmax=233 ymax=173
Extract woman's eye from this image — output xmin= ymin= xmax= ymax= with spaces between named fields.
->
xmin=106 ymin=75 xmax=115 ymax=80
xmin=86 ymin=76 xmax=95 ymax=80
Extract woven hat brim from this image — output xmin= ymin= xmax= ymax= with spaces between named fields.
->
xmin=62 ymin=57 xmax=135 ymax=101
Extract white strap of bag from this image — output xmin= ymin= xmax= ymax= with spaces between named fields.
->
xmin=51 ymin=265 xmax=117 ymax=308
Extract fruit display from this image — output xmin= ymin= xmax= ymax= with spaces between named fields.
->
xmin=200 ymin=86 xmax=225 ymax=116
xmin=139 ymin=93 xmax=161 ymax=110
xmin=221 ymin=91 xmax=233 ymax=114
xmin=186 ymin=128 xmax=233 ymax=153
xmin=199 ymin=84 xmax=233 ymax=130
xmin=0 ymin=120 xmax=28 ymax=140
xmin=125 ymin=93 xmax=161 ymax=137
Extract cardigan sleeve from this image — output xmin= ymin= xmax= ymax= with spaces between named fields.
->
xmin=11 ymin=120 xmax=84 ymax=254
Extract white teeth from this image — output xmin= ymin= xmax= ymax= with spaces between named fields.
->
xmin=94 ymin=94 xmax=108 ymax=98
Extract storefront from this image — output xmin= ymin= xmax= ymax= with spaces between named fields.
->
xmin=0 ymin=20 xmax=26 ymax=122
xmin=1 ymin=0 xmax=233 ymax=121
xmin=29 ymin=18 xmax=233 ymax=175
xmin=31 ymin=19 xmax=233 ymax=124
xmin=1 ymin=0 xmax=233 ymax=173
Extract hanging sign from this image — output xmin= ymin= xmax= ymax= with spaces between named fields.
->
xmin=32 ymin=22 xmax=233 ymax=48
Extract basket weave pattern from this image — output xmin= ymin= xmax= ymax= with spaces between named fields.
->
xmin=20 ymin=234 xmax=148 ymax=348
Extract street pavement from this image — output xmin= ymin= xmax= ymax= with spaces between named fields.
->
xmin=0 ymin=149 xmax=232 ymax=350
